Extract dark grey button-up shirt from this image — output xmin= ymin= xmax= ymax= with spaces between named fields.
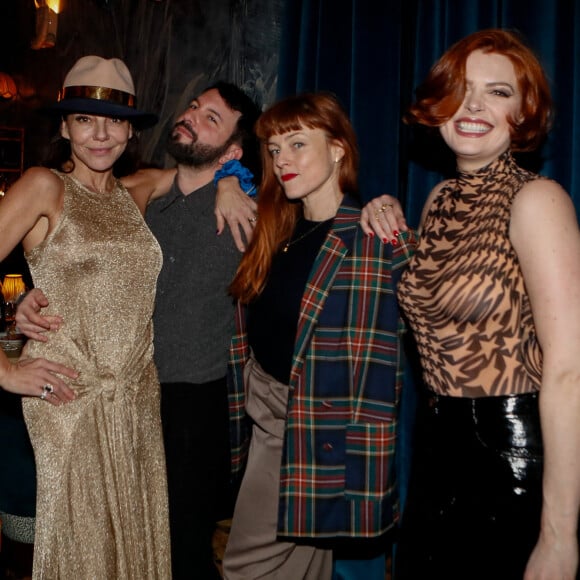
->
xmin=145 ymin=179 xmax=241 ymax=384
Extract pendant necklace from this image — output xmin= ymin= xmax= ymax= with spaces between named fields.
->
xmin=282 ymin=218 xmax=331 ymax=253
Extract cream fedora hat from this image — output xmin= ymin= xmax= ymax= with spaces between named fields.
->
xmin=45 ymin=55 xmax=158 ymax=129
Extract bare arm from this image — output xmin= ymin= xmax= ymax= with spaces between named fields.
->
xmin=511 ymin=180 xmax=580 ymax=580
xmin=0 ymin=169 xmax=77 ymax=403
xmin=122 ymin=167 xmax=177 ymax=215
xmin=215 ymin=175 xmax=258 ymax=252
xmin=0 ymin=167 xmax=61 ymax=257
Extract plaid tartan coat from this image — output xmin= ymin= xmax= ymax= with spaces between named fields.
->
xmin=228 ymin=196 xmax=415 ymax=539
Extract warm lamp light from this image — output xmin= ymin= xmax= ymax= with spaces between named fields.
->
xmin=2 ymin=274 xmax=26 ymax=336
xmin=46 ymin=0 xmax=61 ymax=11
xmin=32 ymin=0 xmax=61 ymax=50
xmin=0 ymin=72 xmax=18 ymax=100
xmin=2 ymin=274 xmax=26 ymax=303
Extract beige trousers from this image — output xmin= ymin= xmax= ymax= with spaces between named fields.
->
xmin=223 ymin=355 xmax=332 ymax=580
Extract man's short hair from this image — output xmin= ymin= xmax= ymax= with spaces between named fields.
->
xmin=205 ymin=81 xmax=262 ymax=178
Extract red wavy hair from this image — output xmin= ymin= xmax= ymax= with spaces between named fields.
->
xmin=404 ymin=29 xmax=553 ymax=151
xmin=229 ymin=92 xmax=359 ymax=304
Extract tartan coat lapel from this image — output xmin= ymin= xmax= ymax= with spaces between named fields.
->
xmin=290 ymin=199 xmax=372 ymax=401
xmin=288 ymin=209 xmax=354 ymax=390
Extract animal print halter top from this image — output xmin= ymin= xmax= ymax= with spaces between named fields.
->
xmin=397 ymin=151 xmax=543 ymax=397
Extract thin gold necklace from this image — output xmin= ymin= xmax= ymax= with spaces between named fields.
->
xmin=282 ymin=218 xmax=331 ymax=253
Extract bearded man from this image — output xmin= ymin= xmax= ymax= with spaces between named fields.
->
xmin=135 ymin=81 xmax=260 ymax=579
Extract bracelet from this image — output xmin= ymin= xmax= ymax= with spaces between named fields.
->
xmin=214 ymin=160 xmax=257 ymax=197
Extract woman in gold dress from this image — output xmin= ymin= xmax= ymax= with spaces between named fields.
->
xmin=0 ymin=56 xmax=171 ymax=579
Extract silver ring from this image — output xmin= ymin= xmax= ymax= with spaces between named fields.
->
xmin=40 ymin=383 xmax=54 ymax=400
xmin=249 ymin=216 xmax=257 ymax=224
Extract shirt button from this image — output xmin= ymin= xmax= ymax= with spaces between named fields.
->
xmin=323 ymin=442 xmax=333 ymax=452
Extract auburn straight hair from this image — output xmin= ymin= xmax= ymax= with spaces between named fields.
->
xmin=229 ymin=92 xmax=359 ymax=303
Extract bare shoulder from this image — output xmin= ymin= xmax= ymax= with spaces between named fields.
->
xmin=19 ymin=166 xmax=61 ymax=189
xmin=121 ymin=167 xmax=165 ymax=189
xmin=514 ymin=176 xmax=570 ymax=202
xmin=7 ymin=167 xmax=62 ymax=205
xmin=122 ymin=167 xmax=176 ymax=214
xmin=512 ymin=177 xmax=575 ymax=225
xmin=122 ymin=167 xmax=176 ymax=202
xmin=511 ymin=177 xmax=578 ymax=255
xmin=0 ymin=167 xmax=64 ymax=255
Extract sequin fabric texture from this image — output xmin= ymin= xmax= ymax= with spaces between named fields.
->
xmin=22 ymin=172 xmax=171 ymax=579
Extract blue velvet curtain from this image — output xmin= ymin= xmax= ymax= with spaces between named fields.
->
xmin=276 ymin=0 xmax=580 ymax=517
xmin=277 ymin=0 xmax=580 ymax=224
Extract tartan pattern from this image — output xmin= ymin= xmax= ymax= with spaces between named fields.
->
xmin=228 ymin=196 xmax=414 ymax=538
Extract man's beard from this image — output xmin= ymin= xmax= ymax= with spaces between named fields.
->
xmin=166 ymin=121 xmax=233 ymax=168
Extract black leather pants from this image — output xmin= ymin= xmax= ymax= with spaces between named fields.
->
xmin=395 ymin=391 xmax=544 ymax=580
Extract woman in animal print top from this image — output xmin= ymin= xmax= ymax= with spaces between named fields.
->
xmin=362 ymin=29 xmax=580 ymax=580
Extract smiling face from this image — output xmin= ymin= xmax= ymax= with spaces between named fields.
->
xmin=439 ymin=49 xmax=522 ymax=172
xmin=267 ymin=126 xmax=344 ymax=219
xmin=61 ymin=113 xmax=132 ymax=172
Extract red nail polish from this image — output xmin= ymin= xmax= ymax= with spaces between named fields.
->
xmin=368 ymin=232 xmax=374 ymax=239
xmin=393 ymin=230 xmax=399 ymax=236
xmin=392 ymin=238 xmax=398 ymax=246
xmin=382 ymin=237 xmax=389 ymax=244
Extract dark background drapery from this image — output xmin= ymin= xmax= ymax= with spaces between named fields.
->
xmin=277 ymin=0 xmax=580 ymax=226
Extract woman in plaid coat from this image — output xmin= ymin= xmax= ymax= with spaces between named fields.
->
xmin=223 ymin=92 xmax=414 ymax=580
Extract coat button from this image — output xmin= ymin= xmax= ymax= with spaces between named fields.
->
xmin=323 ymin=442 xmax=333 ymax=451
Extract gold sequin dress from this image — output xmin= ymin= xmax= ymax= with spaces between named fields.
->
xmin=21 ymin=172 xmax=171 ymax=579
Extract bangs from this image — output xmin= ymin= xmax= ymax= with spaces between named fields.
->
xmin=256 ymin=101 xmax=327 ymax=141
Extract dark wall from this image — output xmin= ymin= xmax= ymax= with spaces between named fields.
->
xmin=0 ymin=0 xmax=283 ymax=169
